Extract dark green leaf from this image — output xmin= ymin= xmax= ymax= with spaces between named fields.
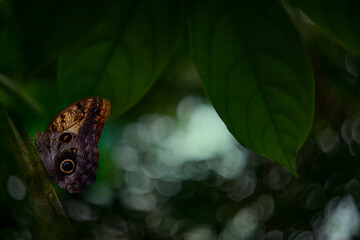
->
xmin=12 ymin=0 xmax=112 ymax=73
xmin=0 ymin=73 xmax=41 ymax=114
xmin=58 ymin=0 xmax=188 ymax=117
xmin=0 ymin=0 xmax=23 ymax=76
xmin=287 ymin=0 xmax=360 ymax=55
xmin=189 ymin=0 xmax=314 ymax=175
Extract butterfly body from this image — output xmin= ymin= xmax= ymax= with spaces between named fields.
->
xmin=35 ymin=97 xmax=111 ymax=193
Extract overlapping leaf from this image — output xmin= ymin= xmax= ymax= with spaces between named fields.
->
xmin=58 ymin=0 xmax=187 ymax=116
xmin=189 ymin=0 xmax=314 ymax=174
xmin=287 ymin=0 xmax=360 ymax=55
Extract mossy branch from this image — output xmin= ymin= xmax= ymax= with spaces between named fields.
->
xmin=2 ymin=107 xmax=76 ymax=239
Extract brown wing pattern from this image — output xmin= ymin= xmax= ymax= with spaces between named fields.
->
xmin=35 ymin=97 xmax=111 ymax=193
xmin=93 ymin=98 xmax=111 ymax=136
xmin=44 ymin=97 xmax=111 ymax=135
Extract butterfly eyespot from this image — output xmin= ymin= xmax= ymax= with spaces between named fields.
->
xmin=59 ymin=159 xmax=75 ymax=174
xmin=35 ymin=97 xmax=111 ymax=193
xmin=93 ymin=108 xmax=100 ymax=114
xmin=59 ymin=133 xmax=72 ymax=143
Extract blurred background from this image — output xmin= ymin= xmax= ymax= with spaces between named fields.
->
xmin=2 ymin=1 xmax=360 ymax=240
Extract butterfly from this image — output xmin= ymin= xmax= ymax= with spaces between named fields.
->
xmin=35 ymin=97 xmax=111 ymax=193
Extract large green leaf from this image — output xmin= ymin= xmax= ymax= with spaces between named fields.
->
xmin=58 ymin=0 xmax=187 ymax=117
xmin=0 ymin=0 xmax=23 ymax=76
xmin=12 ymin=0 xmax=112 ymax=73
xmin=189 ymin=0 xmax=314 ymax=175
xmin=287 ymin=0 xmax=360 ymax=55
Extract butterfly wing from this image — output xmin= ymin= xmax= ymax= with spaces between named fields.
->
xmin=35 ymin=97 xmax=111 ymax=193
xmin=44 ymin=97 xmax=111 ymax=141
xmin=45 ymin=131 xmax=100 ymax=193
